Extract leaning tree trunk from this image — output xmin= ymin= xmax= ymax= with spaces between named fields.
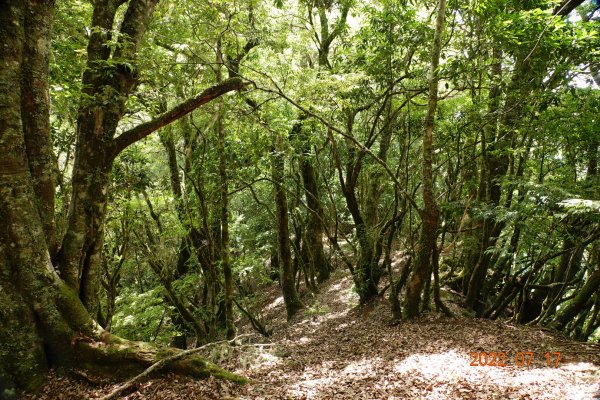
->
xmin=552 ymin=262 xmax=600 ymax=331
xmin=403 ymin=0 xmax=446 ymax=318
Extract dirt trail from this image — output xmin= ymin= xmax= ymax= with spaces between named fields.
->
xmin=25 ymin=269 xmax=600 ymax=399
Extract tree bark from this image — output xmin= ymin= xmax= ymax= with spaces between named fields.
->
xmin=553 ymin=0 xmax=585 ymax=16
xmin=58 ymin=0 xmax=160 ymax=316
xmin=403 ymin=0 xmax=446 ymax=318
xmin=0 ymin=0 xmax=244 ymax=393
xmin=552 ymin=263 xmax=600 ymax=331
xmin=292 ymin=121 xmax=332 ymax=284
xmin=273 ymin=136 xmax=304 ymax=319
xmin=216 ymin=49 xmax=235 ymax=339
xmin=21 ymin=0 xmax=57 ymax=260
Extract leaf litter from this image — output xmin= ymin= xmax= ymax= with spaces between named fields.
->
xmin=22 ymin=269 xmax=600 ymax=399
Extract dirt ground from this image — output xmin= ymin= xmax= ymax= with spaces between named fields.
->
xmin=23 ymin=269 xmax=600 ymax=399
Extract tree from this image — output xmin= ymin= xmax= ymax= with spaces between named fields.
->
xmin=403 ymin=0 xmax=446 ymax=318
xmin=273 ymin=130 xmax=305 ymax=319
xmin=0 ymin=0 xmax=243 ymax=392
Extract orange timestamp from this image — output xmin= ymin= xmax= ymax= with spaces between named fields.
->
xmin=469 ymin=351 xmax=561 ymax=367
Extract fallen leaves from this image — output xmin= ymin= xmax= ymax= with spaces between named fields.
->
xmin=21 ymin=269 xmax=600 ymax=399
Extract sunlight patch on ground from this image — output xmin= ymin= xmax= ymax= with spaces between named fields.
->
xmin=233 ymin=269 xmax=600 ymax=400
xmin=289 ymin=377 xmax=335 ymax=399
xmin=294 ymin=308 xmax=353 ymax=334
xmin=298 ymin=336 xmax=312 ymax=344
xmin=326 ymin=276 xmax=359 ymax=307
xmin=333 ymin=321 xmax=355 ymax=331
xmin=342 ymin=357 xmax=383 ymax=377
xmin=264 ymin=295 xmax=284 ymax=312
xmin=560 ymin=361 xmax=598 ymax=372
xmin=393 ymin=350 xmax=468 ymax=380
xmin=389 ymin=350 xmax=600 ymax=400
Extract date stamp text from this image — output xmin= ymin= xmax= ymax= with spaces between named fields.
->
xmin=469 ymin=352 xmax=561 ymax=367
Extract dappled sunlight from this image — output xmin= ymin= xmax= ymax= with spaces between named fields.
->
xmin=263 ymin=295 xmax=284 ymax=312
xmin=275 ymin=350 xmax=600 ymax=399
xmin=327 ymin=278 xmax=360 ymax=307
xmin=230 ymin=270 xmax=600 ymax=399
xmin=393 ymin=350 xmax=469 ymax=380
xmin=342 ymin=356 xmax=384 ymax=377
xmin=333 ymin=321 xmax=356 ymax=331
xmin=561 ymin=361 xmax=598 ymax=372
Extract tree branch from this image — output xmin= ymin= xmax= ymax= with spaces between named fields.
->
xmin=110 ymin=77 xmax=244 ymax=158
xmin=553 ymin=0 xmax=585 ymax=16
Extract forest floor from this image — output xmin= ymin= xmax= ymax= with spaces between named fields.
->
xmin=25 ymin=268 xmax=600 ymax=400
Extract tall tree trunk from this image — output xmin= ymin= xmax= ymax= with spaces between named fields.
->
xmin=462 ymin=0 xmax=572 ymax=309
xmin=216 ymin=95 xmax=235 ymax=340
xmin=289 ymin=3 xmax=351 ymax=286
xmin=273 ymin=137 xmax=304 ymax=319
xmin=21 ymin=0 xmax=57 ymax=260
xmin=403 ymin=0 xmax=446 ymax=318
xmin=336 ymin=128 xmax=380 ymax=302
xmin=462 ymin=45 xmax=502 ymax=300
xmin=464 ymin=54 xmax=536 ymax=311
xmin=56 ymin=0 xmax=243 ymax=319
xmin=58 ymin=0 xmax=159 ymax=317
xmin=292 ymin=120 xmax=332 ymax=284
xmin=216 ymin=44 xmax=235 ymax=340
xmin=0 ymin=3 xmax=50 ymax=390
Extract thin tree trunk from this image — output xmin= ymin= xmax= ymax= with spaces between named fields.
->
xmin=215 ymin=64 xmax=235 ymax=338
xmin=403 ymin=0 xmax=446 ymax=318
xmin=273 ymin=137 xmax=304 ymax=320
xmin=211 ymin=41 xmax=236 ymax=339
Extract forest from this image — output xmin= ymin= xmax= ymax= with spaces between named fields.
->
xmin=1 ymin=0 xmax=600 ymax=398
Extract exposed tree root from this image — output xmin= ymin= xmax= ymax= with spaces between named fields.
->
xmin=97 ymin=336 xmax=248 ymax=400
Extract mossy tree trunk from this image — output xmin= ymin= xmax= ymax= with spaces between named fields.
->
xmin=56 ymin=0 xmax=243 ymax=318
xmin=58 ymin=0 xmax=160 ymax=318
xmin=20 ymin=0 xmax=58 ymax=261
xmin=403 ymin=0 xmax=446 ymax=318
xmin=0 ymin=0 xmax=244 ymax=394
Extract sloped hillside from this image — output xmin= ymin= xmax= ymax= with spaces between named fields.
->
xmin=25 ymin=269 xmax=600 ymax=400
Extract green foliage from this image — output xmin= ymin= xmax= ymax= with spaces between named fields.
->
xmin=304 ymin=300 xmax=331 ymax=316
xmin=46 ymin=0 xmax=600 ymax=344
xmin=112 ymin=288 xmax=173 ymax=344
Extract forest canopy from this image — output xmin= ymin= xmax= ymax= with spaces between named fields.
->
xmin=1 ymin=0 xmax=600 ymax=397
